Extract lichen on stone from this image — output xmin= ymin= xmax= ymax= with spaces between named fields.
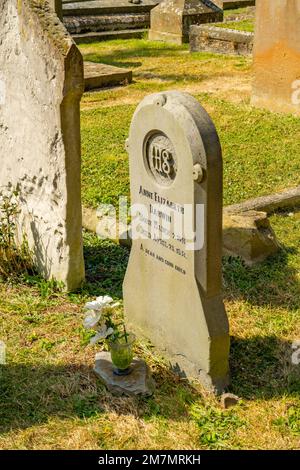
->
xmin=24 ymin=0 xmax=73 ymax=56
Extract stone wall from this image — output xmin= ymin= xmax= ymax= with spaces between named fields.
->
xmin=0 ymin=0 xmax=85 ymax=290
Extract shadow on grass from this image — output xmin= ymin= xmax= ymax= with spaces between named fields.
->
xmin=82 ymin=230 xmax=300 ymax=310
xmin=82 ymin=232 xmax=129 ymax=299
xmin=83 ymin=53 xmax=212 ymax=84
xmin=223 ymin=246 xmax=300 ymax=310
xmin=0 ymin=355 xmax=196 ymax=435
xmin=0 ymin=334 xmax=299 ymax=434
xmin=82 ymin=45 xmax=187 ymax=68
xmin=230 ymin=335 xmax=300 ymax=400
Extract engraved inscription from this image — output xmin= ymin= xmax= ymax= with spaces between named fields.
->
xmin=145 ymin=134 xmax=177 ymax=186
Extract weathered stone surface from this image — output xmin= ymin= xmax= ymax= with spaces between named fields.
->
xmin=123 ymin=92 xmax=230 ymax=393
xmin=63 ymin=1 xmax=163 ymax=42
xmin=223 ymin=210 xmax=280 ymax=265
xmin=84 ymin=62 xmax=132 ymax=90
xmin=64 ymin=13 xmax=150 ymax=34
xmin=63 ymin=0 xmax=161 ymax=16
xmin=49 ymin=0 xmax=63 ymax=20
xmin=213 ymin=0 xmax=255 ymax=9
xmin=190 ymin=25 xmax=254 ymax=55
xmin=220 ymin=392 xmax=240 ymax=408
xmin=94 ymin=351 xmax=155 ymax=396
xmin=225 ymin=186 xmax=300 ymax=214
xmin=252 ymin=0 xmax=300 ymax=116
xmin=0 ymin=1 xmax=85 ymax=290
xmin=149 ymin=0 xmax=223 ymax=44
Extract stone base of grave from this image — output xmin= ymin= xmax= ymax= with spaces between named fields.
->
xmin=84 ymin=62 xmax=132 ymax=91
xmin=63 ymin=0 xmax=162 ymax=42
xmin=190 ymin=25 xmax=254 ymax=56
xmin=94 ymin=352 xmax=155 ymax=397
xmin=149 ymin=0 xmax=223 ymax=45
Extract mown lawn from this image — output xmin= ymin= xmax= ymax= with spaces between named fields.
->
xmin=0 ymin=38 xmax=299 ymax=450
xmin=218 ymin=6 xmax=255 ymax=32
xmin=80 ymin=39 xmax=300 ymax=209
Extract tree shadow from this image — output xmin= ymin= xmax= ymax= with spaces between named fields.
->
xmin=82 ymin=234 xmax=129 ymax=299
xmin=82 ymin=44 xmax=186 ymax=68
xmin=0 ymin=334 xmax=299 ymax=435
xmin=0 ymin=358 xmax=195 ymax=435
xmin=223 ymin=245 xmax=300 ymax=310
xmin=229 ymin=335 xmax=300 ymax=400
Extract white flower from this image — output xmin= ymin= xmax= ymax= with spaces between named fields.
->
xmin=83 ymin=311 xmax=102 ymax=329
xmin=111 ymin=302 xmax=121 ymax=309
xmin=84 ymin=300 xmax=103 ymax=312
xmin=84 ymin=296 xmax=114 ymax=313
xmin=96 ymin=295 xmax=114 ymax=306
xmin=89 ymin=325 xmax=114 ymax=345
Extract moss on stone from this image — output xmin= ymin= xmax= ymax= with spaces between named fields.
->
xmin=24 ymin=0 xmax=73 ymax=56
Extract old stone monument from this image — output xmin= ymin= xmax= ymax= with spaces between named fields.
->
xmin=149 ymin=0 xmax=223 ymax=44
xmin=123 ymin=91 xmax=230 ymax=392
xmin=0 ymin=0 xmax=85 ymax=290
xmin=49 ymin=0 xmax=63 ymax=20
xmin=252 ymin=0 xmax=300 ymax=116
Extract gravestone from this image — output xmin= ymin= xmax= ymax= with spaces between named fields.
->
xmin=149 ymin=0 xmax=223 ymax=44
xmin=123 ymin=91 xmax=230 ymax=392
xmin=252 ymin=0 xmax=300 ymax=116
xmin=0 ymin=0 xmax=85 ymax=291
xmin=49 ymin=0 xmax=63 ymax=20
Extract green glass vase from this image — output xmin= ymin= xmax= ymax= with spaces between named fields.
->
xmin=109 ymin=333 xmax=135 ymax=376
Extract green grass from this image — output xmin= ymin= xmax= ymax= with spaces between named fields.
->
xmin=216 ymin=20 xmax=254 ymax=32
xmin=0 ymin=213 xmax=300 ymax=449
xmin=81 ymin=96 xmax=300 ymax=208
xmin=80 ymin=39 xmax=300 ymax=210
xmin=220 ymin=6 xmax=255 ymax=32
xmin=1 ymin=38 xmax=300 ymax=450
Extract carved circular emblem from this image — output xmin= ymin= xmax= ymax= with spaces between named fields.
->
xmin=144 ymin=133 xmax=177 ymax=186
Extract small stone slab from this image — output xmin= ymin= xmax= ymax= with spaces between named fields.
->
xmin=214 ymin=0 xmax=255 ymax=9
xmin=221 ymin=393 xmax=240 ymax=409
xmin=84 ymin=62 xmax=132 ymax=91
xmin=94 ymin=351 xmax=155 ymax=397
xmin=190 ymin=25 xmax=254 ymax=56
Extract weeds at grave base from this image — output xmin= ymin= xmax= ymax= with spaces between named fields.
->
xmin=273 ymin=405 xmax=300 ymax=437
xmin=0 ymin=184 xmax=35 ymax=280
xmin=190 ymin=403 xmax=246 ymax=449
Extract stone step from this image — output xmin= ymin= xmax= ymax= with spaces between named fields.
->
xmin=84 ymin=62 xmax=132 ymax=90
xmin=64 ymin=13 xmax=149 ymax=34
xmin=73 ymin=28 xmax=147 ymax=43
xmin=63 ymin=0 xmax=160 ymax=16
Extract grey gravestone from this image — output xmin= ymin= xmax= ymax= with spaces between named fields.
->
xmin=149 ymin=0 xmax=223 ymax=44
xmin=123 ymin=91 xmax=230 ymax=393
